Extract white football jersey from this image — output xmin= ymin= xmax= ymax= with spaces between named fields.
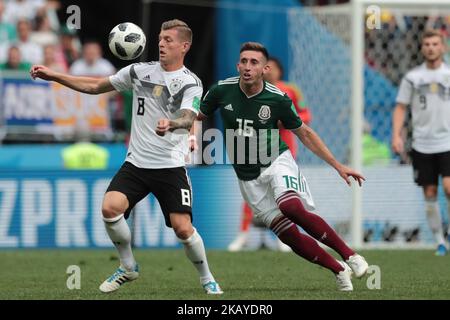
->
xmin=109 ymin=62 xmax=202 ymax=168
xmin=397 ymin=62 xmax=450 ymax=154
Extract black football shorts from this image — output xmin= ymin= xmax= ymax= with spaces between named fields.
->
xmin=411 ymin=149 xmax=450 ymax=186
xmin=106 ymin=162 xmax=193 ymax=227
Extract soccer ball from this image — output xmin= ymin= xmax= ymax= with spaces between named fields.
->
xmin=108 ymin=22 xmax=146 ymax=60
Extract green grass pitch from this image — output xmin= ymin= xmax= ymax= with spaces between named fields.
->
xmin=0 ymin=249 xmax=449 ymax=300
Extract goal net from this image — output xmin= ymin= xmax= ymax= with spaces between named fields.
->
xmin=288 ymin=0 xmax=450 ymax=248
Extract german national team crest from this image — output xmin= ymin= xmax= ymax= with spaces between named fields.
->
xmin=444 ymin=76 xmax=450 ymax=100
xmin=169 ymin=79 xmax=183 ymax=93
xmin=445 ymin=75 xmax=450 ymax=86
xmin=258 ymin=105 xmax=271 ymax=123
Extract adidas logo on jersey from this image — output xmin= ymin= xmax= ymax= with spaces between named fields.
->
xmin=224 ymin=104 xmax=234 ymax=111
xmin=143 ymin=74 xmax=151 ymax=81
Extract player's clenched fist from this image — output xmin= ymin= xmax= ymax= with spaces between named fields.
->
xmin=156 ymin=119 xmax=171 ymax=136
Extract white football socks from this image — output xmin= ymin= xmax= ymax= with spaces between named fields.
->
xmin=179 ymin=228 xmax=214 ymax=284
xmin=425 ymin=199 xmax=445 ymax=245
xmin=103 ymin=214 xmax=136 ymax=271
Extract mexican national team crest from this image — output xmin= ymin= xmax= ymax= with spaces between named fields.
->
xmin=258 ymin=105 xmax=271 ymax=123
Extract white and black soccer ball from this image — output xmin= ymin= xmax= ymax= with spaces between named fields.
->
xmin=108 ymin=22 xmax=146 ymax=60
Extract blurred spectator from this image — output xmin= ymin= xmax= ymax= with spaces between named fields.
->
xmin=61 ymin=120 xmax=109 ymax=170
xmin=0 ymin=0 xmax=17 ymax=44
xmin=58 ymin=26 xmax=80 ymax=68
xmin=62 ymin=138 xmax=109 ymax=170
xmin=43 ymin=44 xmax=65 ymax=72
xmin=30 ymin=9 xmax=58 ymax=46
xmin=62 ymin=142 xmax=109 ymax=169
xmin=70 ymin=41 xmax=115 ymax=77
xmin=3 ymin=0 xmax=45 ymax=25
xmin=365 ymin=10 xmax=408 ymax=84
xmin=265 ymin=56 xmax=312 ymax=157
xmin=15 ymin=18 xmax=43 ymax=64
xmin=0 ymin=0 xmax=17 ymax=62
xmin=42 ymin=0 xmax=61 ymax=33
xmin=0 ymin=45 xmax=31 ymax=70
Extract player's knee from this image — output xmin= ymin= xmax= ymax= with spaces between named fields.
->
xmin=173 ymin=225 xmax=193 ymax=240
xmin=102 ymin=200 xmax=128 ymax=219
xmin=101 ymin=204 xmax=123 ymax=219
xmin=277 ymin=191 xmax=306 ymax=217
xmin=424 ymin=186 xmax=438 ymax=199
xmin=270 ymin=215 xmax=294 ymax=238
xmin=170 ymin=213 xmax=193 ymax=240
xmin=102 ymin=192 xmax=129 ymax=219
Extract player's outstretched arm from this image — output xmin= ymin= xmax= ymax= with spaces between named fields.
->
xmin=30 ymin=65 xmax=115 ymax=95
xmin=293 ymin=124 xmax=365 ymax=186
xmin=156 ymin=109 xmax=197 ymax=136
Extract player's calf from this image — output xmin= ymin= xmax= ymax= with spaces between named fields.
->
xmin=272 ymin=216 xmax=345 ymax=275
xmin=276 ymin=191 xmax=355 ymax=260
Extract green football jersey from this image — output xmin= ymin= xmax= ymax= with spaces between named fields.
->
xmin=200 ymin=76 xmax=302 ymax=181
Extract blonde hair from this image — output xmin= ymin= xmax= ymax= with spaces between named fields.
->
xmin=422 ymin=29 xmax=445 ymax=44
xmin=161 ymin=19 xmax=192 ymax=43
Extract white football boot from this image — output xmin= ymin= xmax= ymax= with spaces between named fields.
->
xmin=202 ymin=281 xmax=224 ymax=295
xmin=335 ymin=261 xmax=353 ymax=292
xmin=277 ymin=239 xmax=292 ymax=252
xmin=227 ymin=233 xmax=249 ymax=252
xmin=99 ymin=264 xmax=139 ymax=293
xmin=346 ymin=254 xmax=369 ymax=278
